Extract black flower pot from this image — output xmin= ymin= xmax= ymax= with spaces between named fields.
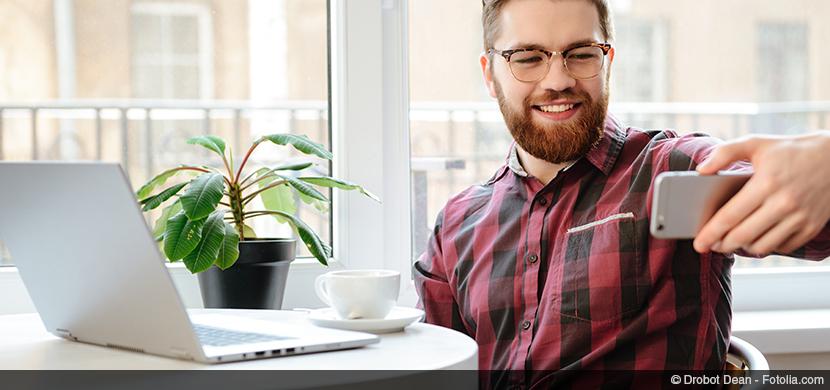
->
xmin=197 ymin=238 xmax=295 ymax=309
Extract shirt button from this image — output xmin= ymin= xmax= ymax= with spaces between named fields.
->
xmin=538 ymin=198 xmax=547 ymax=206
xmin=521 ymin=320 xmax=532 ymax=330
xmin=526 ymin=253 xmax=538 ymax=264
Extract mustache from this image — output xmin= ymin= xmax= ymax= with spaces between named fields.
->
xmin=527 ymin=89 xmax=591 ymax=105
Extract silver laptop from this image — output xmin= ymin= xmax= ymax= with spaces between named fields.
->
xmin=0 ymin=161 xmax=378 ymax=363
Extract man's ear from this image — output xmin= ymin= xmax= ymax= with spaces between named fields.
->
xmin=603 ymin=46 xmax=615 ymax=82
xmin=480 ymin=53 xmax=498 ymax=98
xmin=607 ymin=46 xmax=615 ymax=68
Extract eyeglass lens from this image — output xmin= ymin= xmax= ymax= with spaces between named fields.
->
xmin=508 ymin=46 xmax=605 ymax=81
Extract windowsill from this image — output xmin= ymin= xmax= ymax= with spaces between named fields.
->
xmin=0 ymin=256 xmax=336 ymax=272
xmin=162 ymin=256 xmax=338 ymax=272
xmin=733 ymin=309 xmax=830 ymax=355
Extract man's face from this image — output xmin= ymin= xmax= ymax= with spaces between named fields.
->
xmin=481 ymin=0 xmax=614 ymax=164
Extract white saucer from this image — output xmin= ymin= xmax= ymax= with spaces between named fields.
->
xmin=307 ymin=306 xmax=425 ymax=333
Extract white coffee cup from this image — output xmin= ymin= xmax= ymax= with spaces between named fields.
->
xmin=314 ymin=270 xmax=400 ymax=320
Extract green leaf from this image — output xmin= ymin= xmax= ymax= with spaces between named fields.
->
xmin=180 ymin=173 xmax=225 ymax=220
xmin=215 ymin=222 xmax=240 ymax=270
xmin=242 ymin=224 xmax=257 ymax=239
xmin=298 ymin=191 xmax=330 ymax=213
xmin=163 ymin=211 xmax=205 ymax=260
xmin=265 ymin=210 xmax=330 ymax=266
xmin=258 ymin=172 xmax=296 ymax=224
xmin=245 ymin=162 xmax=314 ymax=187
xmin=141 ymin=182 xmax=189 ymax=212
xmin=187 ymin=135 xmax=226 ymax=157
xmin=271 ymin=161 xmax=314 ymax=172
xmin=279 ymin=174 xmax=328 ymax=202
xmin=300 ymin=176 xmax=381 ymax=203
xmin=152 ymin=200 xmax=183 ymax=240
xmin=183 ymin=211 xmax=227 ymax=273
xmin=136 ymin=166 xmax=200 ymax=200
xmin=259 ymin=134 xmax=333 ymax=160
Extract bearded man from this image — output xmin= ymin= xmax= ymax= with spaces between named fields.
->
xmin=414 ymin=0 xmax=830 ymax=388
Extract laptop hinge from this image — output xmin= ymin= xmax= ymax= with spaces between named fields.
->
xmin=170 ymin=347 xmax=194 ymax=360
xmin=55 ymin=328 xmax=74 ymax=339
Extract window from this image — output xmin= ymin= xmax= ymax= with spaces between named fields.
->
xmin=408 ymin=0 xmax=503 ymax=263
xmin=758 ymin=22 xmax=808 ymax=103
xmin=0 ymin=0 xmax=330 ymax=265
xmin=754 ymin=22 xmax=809 ymax=135
xmin=131 ymin=3 xmax=213 ymax=100
xmin=406 ymin=0 xmax=830 ymax=311
xmin=612 ymin=16 xmax=669 ymax=103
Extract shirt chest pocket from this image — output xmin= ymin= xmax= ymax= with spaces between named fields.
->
xmin=558 ymin=212 xmax=645 ymax=323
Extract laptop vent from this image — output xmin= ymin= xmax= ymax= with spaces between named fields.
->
xmin=106 ymin=343 xmax=145 ymax=354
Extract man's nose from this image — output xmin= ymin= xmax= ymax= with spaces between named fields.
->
xmin=538 ymin=57 xmax=577 ymax=91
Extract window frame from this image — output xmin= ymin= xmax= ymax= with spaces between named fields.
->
xmin=396 ymin=1 xmax=830 ymax=313
xmin=330 ymin=0 xmax=415 ymax=302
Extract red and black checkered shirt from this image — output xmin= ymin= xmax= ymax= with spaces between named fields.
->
xmin=414 ymin=116 xmax=830 ymax=388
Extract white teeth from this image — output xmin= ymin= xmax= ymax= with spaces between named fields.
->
xmin=538 ymin=104 xmax=575 ymax=113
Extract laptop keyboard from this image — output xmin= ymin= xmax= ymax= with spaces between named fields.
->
xmin=193 ymin=324 xmax=289 ymax=347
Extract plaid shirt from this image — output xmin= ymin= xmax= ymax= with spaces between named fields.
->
xmin=414 ymin=116 xmax=830 ymax=388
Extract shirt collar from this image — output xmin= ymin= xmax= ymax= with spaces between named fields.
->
xmin=505 ymin=114 xmax=626 ymax=177
xmin=507 ymin=143 xmax=530 ymax=177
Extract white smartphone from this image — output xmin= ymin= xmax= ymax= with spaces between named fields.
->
xmin=650 ymin=171 xmax=752 ymax=239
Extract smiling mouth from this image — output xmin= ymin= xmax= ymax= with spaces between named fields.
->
xmin=532 ymin=102 xmax=581 ymax=115
xmin=537 ymin=103 xmax=574 ymax=112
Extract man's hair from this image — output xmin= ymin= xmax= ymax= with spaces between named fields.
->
xmin=482 ymin=0 xmax=614 ymax=50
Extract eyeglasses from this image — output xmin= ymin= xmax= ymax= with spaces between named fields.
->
xmin=487 ymin=42 xmax=612 ymax=82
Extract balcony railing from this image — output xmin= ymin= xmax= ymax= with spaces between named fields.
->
xmin=2 ymin=99 xmax=829 ymax=267
xmin=0 ymin=99 xmax=329 ymax=266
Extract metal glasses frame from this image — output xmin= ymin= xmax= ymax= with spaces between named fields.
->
xmin=487 ymin=42 xmax=613 ymax=82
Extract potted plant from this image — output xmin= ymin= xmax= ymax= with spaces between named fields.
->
xmin=135 ymin=134 xmax=378 ymax=309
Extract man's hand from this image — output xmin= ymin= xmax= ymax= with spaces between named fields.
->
xmin=693 ymin=132 xmax=830 ymax=255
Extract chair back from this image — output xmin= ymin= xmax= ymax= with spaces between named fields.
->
xmin=724 ymin=335 xmax=769 ymax=390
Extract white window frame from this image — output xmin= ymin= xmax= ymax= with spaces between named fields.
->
xmin=330 ymin=0 xmax=415 ymax=304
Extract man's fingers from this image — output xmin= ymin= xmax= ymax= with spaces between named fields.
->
xmin=779 ymin=225 xmax=823 ymax=254
xmin=693 ymin=177 xmax=766 ymax=252
xmin=743 ymin=213 xmax=804 ymax=256
xmin=717 ymin=198 xmax=786 ymax=253
xmin=696 ymin=137 xmax=758 ymax=175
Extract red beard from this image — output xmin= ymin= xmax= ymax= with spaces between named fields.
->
xmin=495 ymin=81 xmax=608 ymax=164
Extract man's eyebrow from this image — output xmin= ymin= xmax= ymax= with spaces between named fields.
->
xmin=563 ymin=39 xmax=601 ymax=50
xmin=507 ymin=39 xmax=601 ymax=51
xmin=506 ymin=42 xmax=549 ymax=51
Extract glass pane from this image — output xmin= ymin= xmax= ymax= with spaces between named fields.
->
xmin=612 ymin=16 xmax=668 ymax=102
xmin=0 ymin=0 xmax=330 ymax=265
xmin=409 ymin=0 xmax=509 ymax=261
xmin=171 ymin=65 xmax=201 ymax=99
xmin=758 ymin=23 xmax=808 ymax=103
xmin=170 ymin=15 xmax=200 ymax=55
xmin=132 ymin=14 xmax=163 ymax=54
xmin=408 ymin=0 xmax=829 ymax=269
xmin=132 ymin=64 xmax=165 ymax=99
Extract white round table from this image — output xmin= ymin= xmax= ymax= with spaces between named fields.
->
xmin=0 ymin=309 xmax=478 ymax=389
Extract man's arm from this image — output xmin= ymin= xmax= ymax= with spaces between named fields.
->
xmin=693 ymin=131 xmax=830 ymax=259
xmin=413 ymin=211 xmax=469 ymax=335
